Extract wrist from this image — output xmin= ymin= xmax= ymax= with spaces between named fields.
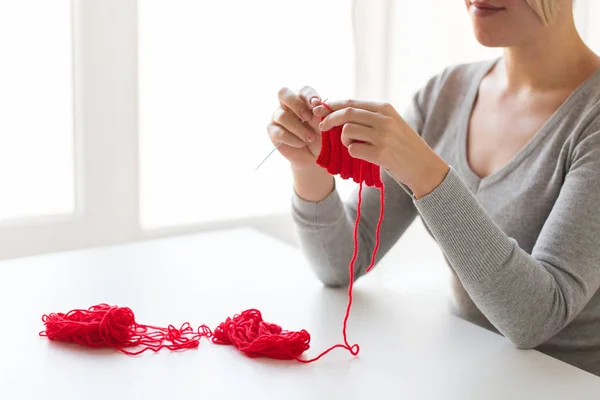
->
xmin=290 ymin=160 xmax=322 ymax=174
xmin=405 ymin=154 xmax=450 ymax=200
xmin=292 ymin=162 xmax=335 ymax=202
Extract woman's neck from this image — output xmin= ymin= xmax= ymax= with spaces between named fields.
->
xmin=500 ymin=16 xmax=599 ymax=92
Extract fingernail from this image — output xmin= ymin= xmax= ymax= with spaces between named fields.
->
xmin=319 ymin=122 xmax=325 ymax=130
xmin=313 ymin=105 xmax=323 ymax=115
xmin=301 ymin=109 xmax=311 ymax=121
xmin=310 ymin=97 xmax=321 ymax=107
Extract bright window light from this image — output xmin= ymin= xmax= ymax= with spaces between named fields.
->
xmin=0 ymin=1 xmax=74 ymax=222
xmin=139 ymin=0 xmax=356 ymax=229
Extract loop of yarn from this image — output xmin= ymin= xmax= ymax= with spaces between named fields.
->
xmin=39 ymin=102 xmax=385 ymax=363
xmin=39 ymin=303 xmax=212 ymax=355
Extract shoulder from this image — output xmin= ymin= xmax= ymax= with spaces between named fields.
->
xmin=414 ymin=58 xmax=498 ymax=119
xmin=572 ymin=69 xmax=600 ymax=136
xmin=436 ymin=58 xmax=497 ymax=91
xmin=399 ymin=58 xmax=497 ymax=139
xmin=562 ymin=69 xmax=600 ymax=167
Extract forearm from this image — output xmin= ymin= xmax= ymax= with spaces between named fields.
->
xmin=292 ymin=170 xmax=418 ymax=287
xmin=291 ymin=164 xmax=363 ymax=287
xmin=291 ymin=187 xmax=357 ymax=287
xmin=414 ymin=168 xmax=598 ymax=348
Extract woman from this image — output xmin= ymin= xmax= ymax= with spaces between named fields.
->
xmin=267 ymin=0 xmax=600 ymax=376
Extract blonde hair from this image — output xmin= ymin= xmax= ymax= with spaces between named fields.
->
xmin=526 ymin=0 xmax=567 ymax=25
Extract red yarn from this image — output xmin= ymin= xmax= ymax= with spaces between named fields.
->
xmin=39 ymin=303 xmax=212 ymax=355
xmin=40 ymin=102 xmax=385 ymax=362
xmin=211 ymin=309 xmax=311 ymax=360
xmin=316 ymin=102 xmax=386 ymax=273
xmin=316 ymin=104 xmax=384 ymax=189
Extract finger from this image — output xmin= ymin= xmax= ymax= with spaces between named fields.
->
xmin=340 ymin=124 xmax=377 ymax=147
xmin=297 ymin=86 xmax=322 ymax=109
xmin=348 ymin=142 xmax=379 ymax=164
xmin=267 ymin=123 xmax=307 ymax=148
xmin=271 ymin=108 xmax=316 ymax=142
xmin=316 ymin=99 xmax=399 ymax=118
xmin=312 ymin=104 xmax=334 ymax=118
xmin=278 ymin=87 xmax=313 ymax=122
xmin=319 ymin=107 xmax=380 ymax=132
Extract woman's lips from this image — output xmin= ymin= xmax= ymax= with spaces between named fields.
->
xmin=470 ymin=1 xmax=505 ymax=17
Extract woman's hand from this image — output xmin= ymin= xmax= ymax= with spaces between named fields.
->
xmin=267 ymin=86 xmax=335 ymax=202
xmin=267 ymin=86 xmax=324 ymax=169
xmin=314 ymin=100 xmax=450 ymax=199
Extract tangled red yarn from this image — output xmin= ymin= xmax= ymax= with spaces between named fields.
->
xmin=39 ymin=303 xmax=212 ymax=355
xmin=211 ymin=309 xmax=311 ymax=360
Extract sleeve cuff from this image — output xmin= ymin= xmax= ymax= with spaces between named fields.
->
xmin=291 ymin=184 xmax=346 ymax=230
xmin=413 ymin=167 xmax=516 ymax=284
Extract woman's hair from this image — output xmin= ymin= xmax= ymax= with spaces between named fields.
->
xmin=526 ymin=0 xmax=570 ymax=25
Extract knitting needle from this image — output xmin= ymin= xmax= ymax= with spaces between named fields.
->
xmin=254 ymin=142 xmax=283 ymax=171
xmin=255 ymin=98 xmax=328 ymax=171
xmin=254 ymin=117 xmax=309 ymax=171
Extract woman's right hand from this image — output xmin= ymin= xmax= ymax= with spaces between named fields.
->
xmin=267 ymin=86 xmax=324 ymax=169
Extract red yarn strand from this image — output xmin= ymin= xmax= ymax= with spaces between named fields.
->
xmin=295 ymin=102 xmax=385 ymax=362
xmin=343 ymin=168 xmax=364 ymax=353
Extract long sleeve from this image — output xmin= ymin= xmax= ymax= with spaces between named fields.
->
xmin=292 ymin=168 xmax=417 ymax=287
xmin=413 ymin=130 xmax=600 ymax=348
xmin=290 ymin=74 xmax=444 ymax=286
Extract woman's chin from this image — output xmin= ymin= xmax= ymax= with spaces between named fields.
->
xmin=472 ymin=28 xmax=510 ymax=48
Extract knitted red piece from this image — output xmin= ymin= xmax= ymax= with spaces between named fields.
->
xmin=316 ymin=103 xmax=383 ymax=188
xmin=39 ymin=303 xmax=212 ymax=355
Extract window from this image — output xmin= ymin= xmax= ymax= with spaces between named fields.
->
xmin=582 ymin=1 xmax=600 ymax=52
xmin=138 ymin=0 xmax=356 ymax=229
xmin=1 ymin=0 xmax=599 ymax=260
xmin=0 ymin=1 xmax=74 ymax=222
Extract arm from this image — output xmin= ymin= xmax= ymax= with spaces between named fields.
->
xmin=292 ymin=167 xmax=418 ymax=287
xmin=291 ymin=89 xmax=429 ymax=287
xmin=413 ymin=130 xmax=600 ymax=348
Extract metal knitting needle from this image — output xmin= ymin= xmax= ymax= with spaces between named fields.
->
xmin=254 ymin=98 xmax=328 ymax=171
xmin=254 ymin=117 xmax=310 ymax=171
xmin=254 ymin=142 xmax=283 ymax=171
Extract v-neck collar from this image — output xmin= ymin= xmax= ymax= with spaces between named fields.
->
xmin=456 ymin=57 xmax=600 ymax=191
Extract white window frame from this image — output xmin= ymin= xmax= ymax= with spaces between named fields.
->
xmin=0 ymin=0 xmax=595 ymax=260
xmin=0 ymin=0 xmax=140 ymax=259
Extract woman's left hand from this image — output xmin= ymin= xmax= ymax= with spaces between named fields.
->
xmin=313 ymin=99 xmax=450 ymax=199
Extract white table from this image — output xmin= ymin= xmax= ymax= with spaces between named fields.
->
xmin=0 ymin=228 xmax=598 ymax=399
